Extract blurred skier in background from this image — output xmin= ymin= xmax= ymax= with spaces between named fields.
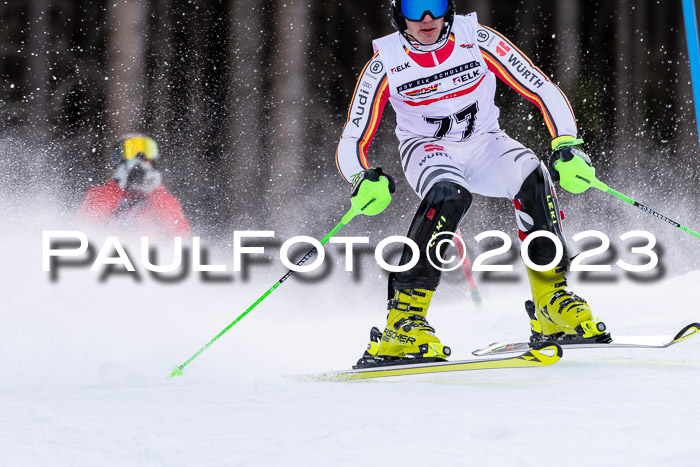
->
xmin=77 ymin=134 xmax=191 ymax=237
xmin=336 ymin=0 xmax=609 ymax=366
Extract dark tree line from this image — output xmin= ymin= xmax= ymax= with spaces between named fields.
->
xmin=1 ymin=0 xmax=698 ymax=236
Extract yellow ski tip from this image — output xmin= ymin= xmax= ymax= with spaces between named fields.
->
xmin=673 ymin=322 xmax=700 ymax=343
xmin=522 ymin=342 xmax=564 ymax=365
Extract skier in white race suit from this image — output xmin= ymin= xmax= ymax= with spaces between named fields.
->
xmin=336 ymin=0 xmax=609 ymax=365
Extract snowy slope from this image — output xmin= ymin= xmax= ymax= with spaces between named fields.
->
xmin=1 ymin=205 xmax=699 ymax=467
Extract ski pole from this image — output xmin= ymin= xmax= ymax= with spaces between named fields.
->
xmin=594 ymin=182 xmax=700 ymax=239
xmin=455 ymin=230 xmax=482 ymax=306
xmin=168 ymin=206 xmax=362 ymax=378
xmin=556 ymin=158 xmax=700 ymax=240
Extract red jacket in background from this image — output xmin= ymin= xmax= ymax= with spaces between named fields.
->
xmin=77 ymin=179 xmax=191 ymax=237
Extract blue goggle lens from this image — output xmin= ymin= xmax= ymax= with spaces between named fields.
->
xmin=400 ymin=0 xmax=449 ymax=22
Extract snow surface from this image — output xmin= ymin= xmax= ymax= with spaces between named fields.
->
xmin=1 ymin=205 xmax=699 ymax=467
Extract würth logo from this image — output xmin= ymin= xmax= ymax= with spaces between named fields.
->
xmin=496 ymin=41 xmax=511 ymax=57
xmin=424 ymin=144 xmax=445 ymax=152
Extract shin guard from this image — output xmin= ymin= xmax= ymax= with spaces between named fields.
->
xmin=391 ymin=181 xmax=472 ymax=292
xmin=513 ymin=162 xmax=568 ymax=267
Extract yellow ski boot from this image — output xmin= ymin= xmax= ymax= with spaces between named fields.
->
xmin=356 ymin=289 xmax=451 ymax=368
xmin=526 ymin=264 xmax=610 ymax=342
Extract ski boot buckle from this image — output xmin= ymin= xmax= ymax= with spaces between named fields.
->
xmin=579 ymin=318 xmax=607 ymax=338
xmin=417 ymin=342 xmax=451 ymax=359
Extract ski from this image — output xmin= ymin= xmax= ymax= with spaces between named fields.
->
xmin=472 ymin=322 xmax=700 ymax=357
xmin=300 ymin=342 xmax=562 ymax=382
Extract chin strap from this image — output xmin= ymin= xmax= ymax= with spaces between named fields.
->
xmin=398 ymin=22 xmax=452 ymax=53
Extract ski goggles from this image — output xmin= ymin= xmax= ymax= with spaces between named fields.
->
xmin=121 ymin=136 xmax=159 ymax=161
xmin=399 ymin=0 xmax=449 ymax=22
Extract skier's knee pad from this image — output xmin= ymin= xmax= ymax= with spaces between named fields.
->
xmin=390 ymin=181 xmax=472 ymax=293
xmin=514 ymin=162 xmax=569 ymax=267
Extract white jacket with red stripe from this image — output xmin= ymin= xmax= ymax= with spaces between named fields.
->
xmin=336 ymin=13 xmax=577 ymax=183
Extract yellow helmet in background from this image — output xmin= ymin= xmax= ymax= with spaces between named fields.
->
xmin=111 ymin=134 xmax=159 ymax=167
